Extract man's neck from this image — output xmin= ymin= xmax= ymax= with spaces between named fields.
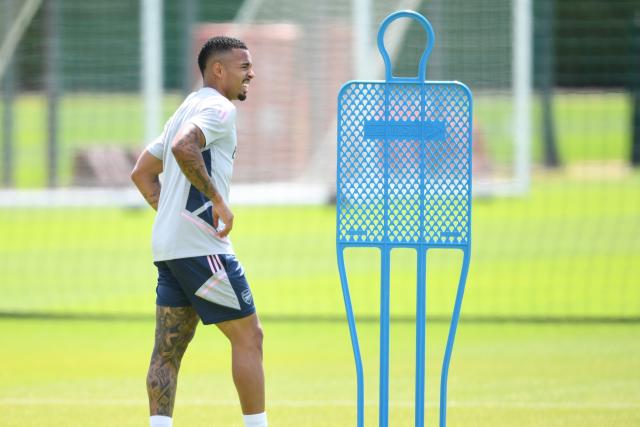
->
xmin=203 ymin=82 xmax=228 ymax=99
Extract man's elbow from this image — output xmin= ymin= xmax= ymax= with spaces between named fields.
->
xmin=130 ymin=165 xmax=142 ymax=186
xmin=130 ymin=149 xmax=162 ymax=189
xmin=130 ymin=166 xmax=154 ymax=188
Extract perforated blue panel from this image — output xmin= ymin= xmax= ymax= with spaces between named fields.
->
xmin=337 ymin=81 xmax=472 ymax=247
xmin=337 ymin=12 xmax=473 ymax=427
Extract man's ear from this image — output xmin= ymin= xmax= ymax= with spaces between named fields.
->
xmin=211 ymin=60 xmax=224 ymax=79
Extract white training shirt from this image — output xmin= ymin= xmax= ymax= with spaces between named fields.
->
xmin=147 ymin=87 xmax=237 ymax=261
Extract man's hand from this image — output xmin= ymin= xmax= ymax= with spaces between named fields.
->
xmin=213 ymin=199 xmax=234 ymax=238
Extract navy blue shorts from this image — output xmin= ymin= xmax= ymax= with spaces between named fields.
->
xmin=154 ymin=254 xmax=256 ymax=324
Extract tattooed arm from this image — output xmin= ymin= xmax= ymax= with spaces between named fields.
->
xmin=131 ymin=150 xmax=163 ymax=211
xmin=171 ymin=123 xmax=234 ymax=237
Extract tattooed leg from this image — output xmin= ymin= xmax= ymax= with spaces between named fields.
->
xmin=146 ymin=305 xmax=199 ymax=416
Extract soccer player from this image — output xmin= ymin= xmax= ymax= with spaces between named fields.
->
xmin=130 ymin=36 xmax=267 ymax=427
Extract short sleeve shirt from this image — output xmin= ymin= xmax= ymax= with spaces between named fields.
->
xmin=147 ymin=87 xmax=237 ymax=261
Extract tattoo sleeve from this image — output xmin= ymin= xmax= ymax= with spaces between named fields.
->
xmin=147 ymin=306 xmax=198 ymax=416
xmin=171 ymin=124 xmax=222 ymax=203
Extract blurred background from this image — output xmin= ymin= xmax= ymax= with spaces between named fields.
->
xmin=1 ymin=0 xmax=638 ymax=321
xmin=1 ymin=1 xmax=639 ymax=426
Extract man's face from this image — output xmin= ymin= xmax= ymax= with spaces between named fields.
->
xmin=214 ymin=48 xmax=255 ymax=101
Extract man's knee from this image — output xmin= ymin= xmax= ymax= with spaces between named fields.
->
xmin=231 ymin=321 xmax=264 ymax=354
xmin=153 ymin=327 xmax=197 ymax=366
xmin=252 ymin=323 xmax=264 ymax=353
xmin=152 ymin=306 xmax=199 ymax=363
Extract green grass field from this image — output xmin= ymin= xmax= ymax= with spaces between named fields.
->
xmin=1 ymin=318 xmax=638 ymax=426
xmin=0 ymin=91 xmax=632 ymax=186
xmin=1 ymin=172 xmax=639 ymax=425
xmin=1 ymin=172 xmax=639 ymax=319
xmin=1 ymin=91 xmax=639 ymax=426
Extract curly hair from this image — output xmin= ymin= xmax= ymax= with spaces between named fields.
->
xmin=197 ymin=36 xmax=248 ymax=77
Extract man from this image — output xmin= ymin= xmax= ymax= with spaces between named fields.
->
xmin=131 ymin=36 xmax=267 ymax=427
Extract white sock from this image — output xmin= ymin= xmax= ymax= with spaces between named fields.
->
xmin=243 ymin=412 xmax=268 ymax=427
xmin=150 ymin=415 xmax=173 ymax=427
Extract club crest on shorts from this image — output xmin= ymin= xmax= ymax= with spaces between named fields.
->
xmin=241 ymin=288 xmax=253 ymax=305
